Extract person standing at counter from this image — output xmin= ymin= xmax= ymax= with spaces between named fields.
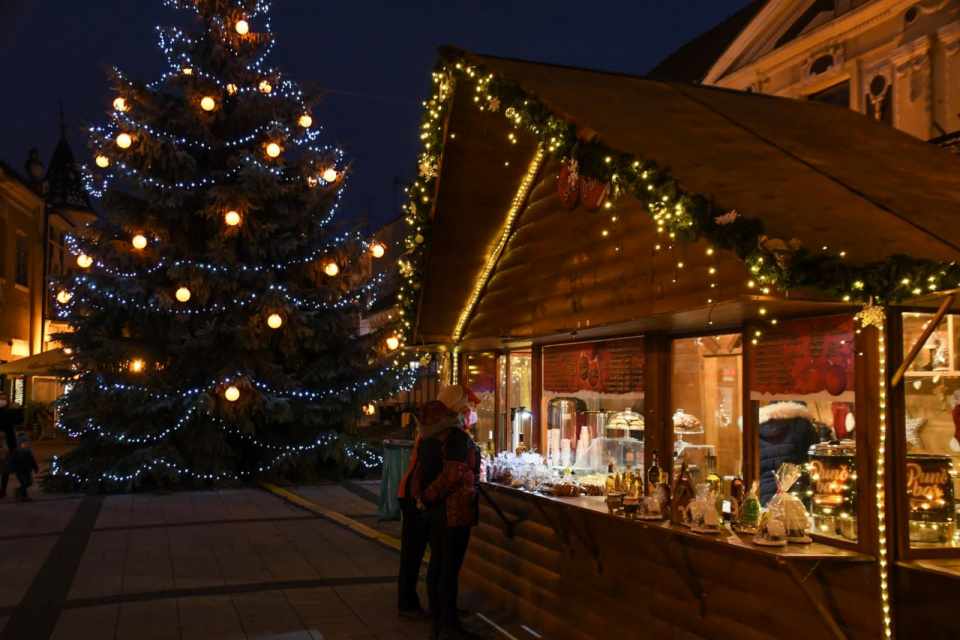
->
xmin=0 ymin=392 xmax=25 ymax=499
xmin=758 ymin=401 xmax=818 ymax=505
xmin=417 ymin=385 xmax=483 ymax=640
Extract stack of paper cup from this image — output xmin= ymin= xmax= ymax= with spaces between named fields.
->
xmin=560 ymin=439 xmax=572 ymax=468
xmin=576 ymin=430 xmax=589 ymax=464
xmin=548 ymin=429 xmax=561 ymax=467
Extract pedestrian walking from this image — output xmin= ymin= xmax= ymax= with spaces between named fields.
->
xmin=0 ymin=392 xmax=25 ymax=499
xmin=397 ymin=414 xmax=431 ymax=620
xmin=416 ymin=385 xmax=483 ymax=640
xmin=7 ymin=434 xmax=38 ymax=502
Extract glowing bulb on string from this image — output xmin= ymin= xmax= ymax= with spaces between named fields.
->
xmin=386 ymin=335 xmax=400 ymax=351
xmin=200 ymin=96 xmax=216 ymax=111
xmin=56 ymin=290 xmax=72 ymax=304
xmin=370 ymin=243 xmax=386 ymax=258
xmin=95 ymin=155 xmax=110 ymax=168
xmin=323 ymin=262 xmax=339 ymax=277
xmin=363 ymin=404 xmax=376 ymax=416
xmin=116 ymin=133 xmax=132 ymax=149
xmin=235 ymin=20 xmax=249 ymax=35
xmin=131 ymin=234 xmax=148 ymax=250
xmin=226 ymin=83 xmax=238 ymax=95
xmin=267 ymin=313 xmax=283 ymax=329
xmin=113 ymin=97 xmax=128 ymax=112
xmin=175 ymin=287 xmax=191 ymax=302
xmin=77 ymin=254 xmax=93 ymax=269
xmin=266 ymin=142 xmax=281 ymax=158
xmin=298 ymin=114 xmax=313 ymax=128
xmin=130 ymin=359 xmax=144 ymax=373
xmin=224 ymin=210 xmax=241 ymax=226
xmin=322 ymin=168 xmax=339 ymax=183
xmin=224 ymin=385 xmax=240 ymax=402
xmin=182 ymin=67 xmax=193 ymax=76
xmin=259 ymin=80 xmax=272 ymax=94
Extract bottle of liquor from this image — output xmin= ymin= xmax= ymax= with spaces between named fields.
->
xmin=729 ymin=476 xmax=745 ymax=525
xmin=705 ymin=454 xmax=723 ymax=521
xmin=647 ymin=449 xmax=662 ymax=496
xmin=605 ymin=463 xmax=616 ymax=494
xmin=515 ymin=432 xmax=526 ymax=456
xmin=624 ymin=465 xmax=635 ymax=492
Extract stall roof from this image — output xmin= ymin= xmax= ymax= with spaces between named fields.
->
xmin=413 ymin=50 xmax=960 ymax=344
xmin=0 ymin=349 xmax=68 ymax=376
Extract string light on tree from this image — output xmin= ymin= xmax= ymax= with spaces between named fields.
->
xmin=363 ymin=404 xmax=376 ymax=416
xmin=298 ymin=114 xmax=312 ymax=128
xmin=224 ymin=385 xmax=240 ymax=402
xmin=113 ymin=97 xmax=128 ymax=112
xmin=76 ymin=254 xmax=93 ymax=269
xmin=116 ymin=133 xmax=133 ymax=149
xmin=265 ymin=142 xmax=281 ymax=158
xmin=56 ymin=290 xmax=72 ymax=304
xmin=385 ymin=335 xmax=400 ymax=351
xmin=95 ymin=155 xmax=110 ymax=168
xmin=370 ymin=242 xmax=386 ymax=258
xmin=175 ymin=287 xmax=191 ymax=302
xmin=132 ymin=234 xmax=148 ymax=250
xmin=259 ymin=80 xmax=272 ymax=94
xmin=267 ymin=313 xmax=283 ymax=329
xmin=224 ymin=210 xmax=241 ymax=226
xmin=182 ymin=67 xmax=193 ymax=75
xmin=200 ymin=96 xmax=216 ymax=111
xmin=235 ymin=19 xmax=249 ymax=35
xmin=322 ymin=168 xmax=339 ymax=183
xmin=323 ymin=261 xmax=339 ymax=277
xmin=226 ymin=83 xmax=238 ymax=95
xmin=130 ymin=359 xmax=144 ymax=373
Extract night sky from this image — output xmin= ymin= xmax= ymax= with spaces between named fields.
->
xmin=0 ymin=1 xmax=751 ymax=228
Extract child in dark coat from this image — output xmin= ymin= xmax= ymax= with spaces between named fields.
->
xmin=7 ymin=434 xmax=39 ymax=502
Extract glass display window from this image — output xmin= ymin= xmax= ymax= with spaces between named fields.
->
xmin=901 ymin=312 xmax=959 ymax=549
xmin=671 ymin=334 xmax=743 ymax=497
xmin=539 ymin=337 xmax=645 ymax=472
xmin=749 ymin=314 xmax=858 ymax=543
xmin=463 ymin=352 xmax=497 ymax=449
xmin=507 ymin=351 xmax=533 ymax=454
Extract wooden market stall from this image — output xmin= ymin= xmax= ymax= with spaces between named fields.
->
xmin=399 ymin=48 xmax=960 ymax=639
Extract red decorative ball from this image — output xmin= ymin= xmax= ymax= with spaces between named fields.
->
xmin=579 ymin=176 xmax=610 ymax=212
xmin=824 ymin=364 xmax=847 ymax=396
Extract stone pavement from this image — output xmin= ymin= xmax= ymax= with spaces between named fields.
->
xmin=0 ymin=482 xmax=532 ymax=640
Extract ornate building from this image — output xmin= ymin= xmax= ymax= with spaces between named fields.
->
xmin=652 ymin=0 xmax=960 ymax=147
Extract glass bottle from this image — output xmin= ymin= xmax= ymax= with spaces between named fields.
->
xmin=605 ymin=463 xmax=616 ymax=494
xmin=705 ymin=454 xmax=723 ymax=521
xmin=647 ymin=449 xmax=662 ymax=496
xmin=729 ymin=476 xmax=745 ymax=525
xmin=515 ymin=432 xmax=526 ymax=456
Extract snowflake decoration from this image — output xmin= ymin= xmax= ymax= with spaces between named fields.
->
xmin=855 ymin=301 xmax=886 ymax=330
xmin=419 ymin=158 xmax=438 ymax=180
xmin=714 ymin=210 xmax=739 ymax=225
xmin=399 ymin=260 xmax=414 ymax=277
xmin=504 ymin=107 xmax=517 ymax=120
xmin=419 ymin=353 xmax=433 ymax=367
xmin=487 ymin=97 xmax=500 ymax=113
xmin=438 ymin=76 xmax=453 ymax=101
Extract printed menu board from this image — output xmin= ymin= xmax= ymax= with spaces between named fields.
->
xmin=750 ymin=315 xmax=855 ymax=400
xmin=543 ymin=337 xmax=644 ymax=396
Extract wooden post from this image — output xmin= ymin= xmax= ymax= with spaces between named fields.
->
xmin=644 ymin=332 xmax=672 ymax=487
xmin=531 ymin=344 xmax=544 ymax=453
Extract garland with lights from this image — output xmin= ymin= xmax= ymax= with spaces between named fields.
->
xmin=396 ymin=48 xmax=960 ymax=347
xmin=47 ymin=0 xmax=405 ymax=492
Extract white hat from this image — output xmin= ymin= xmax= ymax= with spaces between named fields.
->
xmin=437 ymin=385 xmax=468 ymax=413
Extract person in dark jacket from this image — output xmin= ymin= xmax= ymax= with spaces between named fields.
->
xmin=7 ymin=434 xmax=39 ymax=502
xmin=416 ymin=385 xmax=483 ymax=640
xmin=758 ymin=401 xmax=818 ymax=505
xmin=0 ymin=392 xmax=25 ymax=499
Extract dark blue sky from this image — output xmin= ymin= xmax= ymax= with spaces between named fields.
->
xmin=0 ymin=0 xmax=751 ymax=227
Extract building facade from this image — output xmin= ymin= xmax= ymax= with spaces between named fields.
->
xmin=653 ymin=0 xmax=960 ymax=144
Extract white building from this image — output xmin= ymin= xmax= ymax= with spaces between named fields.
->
xmin=652 ymin=0 xmax=960 ymax=149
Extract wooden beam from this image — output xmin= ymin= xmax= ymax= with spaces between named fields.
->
xmin=890 ymin=294 xmax=955 ymax=387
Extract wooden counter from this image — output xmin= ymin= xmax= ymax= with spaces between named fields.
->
xmin=463 ymin=482 xmax=880 ymax=640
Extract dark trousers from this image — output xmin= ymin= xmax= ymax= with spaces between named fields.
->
xmin=427 ymin=524 xmax=472 ymax=627
xmin=1 ymin=428 xmax=14 ymax=494
xmin=398 ymin=498 xmax=429 ymax=611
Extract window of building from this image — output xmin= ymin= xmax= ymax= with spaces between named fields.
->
xmin=14 ymin=232 xmax=28 ymax=288
xmin=807 ymin=81 xmax=850 ymax=108
xmin=901 ymin=312 xmax=959 ymax=549
xmin=463 ymin=352 xmax=497 ymax=447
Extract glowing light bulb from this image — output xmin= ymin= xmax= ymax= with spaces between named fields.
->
xmin=116 ymin=133 xmax=133 ymax=149
xmin=322 ymin=168 xmax=339 ymax=183
xmin=267 ymin=313 xmax=283 ymax=329
xmin=113 ymin=97 xmax=128 ymax=112
xmin=56 ymin=290 xmax=72 ymax=304
xmin=323 ymin=262 xmax=339 ymax=277
xmin=235 ymin=20 xmax=249 ymax=35
xmin=259 ymin=80 xmax=272 ymax=94
xmin=175 ymin=287 xmax=191 ymax=302
xmin=363 ymin=404 xmax=376 ymax=416
xmin=182 ymin=67 xmax=193 ymax=76
xmin=226 ymin=83 xmax=238 ymax=95
xmin=266 ymin=142 xmax=281 ymax=158
xmin=200 ymin=96 xmax=216 ymax=111
xmin=77 ymin=254 xmax=93 ymax=269
xmin=386 ymin=335 xmax=400 ymax=351
xmin=130 ymin=359 xmax=144 ymax=373
xmin=224 ymin=385 xmax=240 ymax=402
xmin=370 ymin=243 xmax=386 ymax=258
xmin=298 ymin=114 xmax=313 ymax=128
xmin=224 ymin=210 xmax=241 ymax=226
xmin=131 ymin=234 xmax=148 ymax=250
xmin=95 ymin=155 xmax=110 ymax=168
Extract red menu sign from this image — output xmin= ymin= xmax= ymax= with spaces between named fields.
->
xmin=543 ymin=337 xmax=644 ymax=395
xmin=750 ymin=315 xmax=855 ymax=399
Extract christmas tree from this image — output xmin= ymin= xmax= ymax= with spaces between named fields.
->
xmin=48 ymin=0 xmax=414 ymax=491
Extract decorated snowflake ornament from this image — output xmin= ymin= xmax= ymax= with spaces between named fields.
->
xmin=419 ymin=158 xmax=438 ymax=180
xmin=714 ymin=210 xmax=739 ymax=225
xmin=399 ymin=260 xmax=414 ymax=277
xmin=855 ymin=301 xmax=886 ymax=330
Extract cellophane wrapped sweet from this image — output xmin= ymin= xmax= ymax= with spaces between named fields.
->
xmin=689 ymin=483 xmax=721 ymax=533
xmin=767 ymin=462 xmax=812 ymax=543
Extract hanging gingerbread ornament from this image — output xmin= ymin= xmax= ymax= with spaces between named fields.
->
xmin=579 ymin=175 xmax=610 ymax=212
xmin=557 ymin=160 xmax=580 ymax=210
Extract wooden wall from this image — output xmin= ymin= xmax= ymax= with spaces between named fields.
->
xmin=464 ymin=485 xmax=885 ymax=640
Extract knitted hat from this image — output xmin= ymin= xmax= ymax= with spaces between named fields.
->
xmin=436 ymin=385 xmax=468 ymax=413
xmin=463 ymin=387 xmax=482 ymax=405
xmin=17 ymin=434 xmax=30 ymax=446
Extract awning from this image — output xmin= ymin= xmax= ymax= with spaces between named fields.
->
xmin=0 ymin=349 xmax=69 ymax=376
